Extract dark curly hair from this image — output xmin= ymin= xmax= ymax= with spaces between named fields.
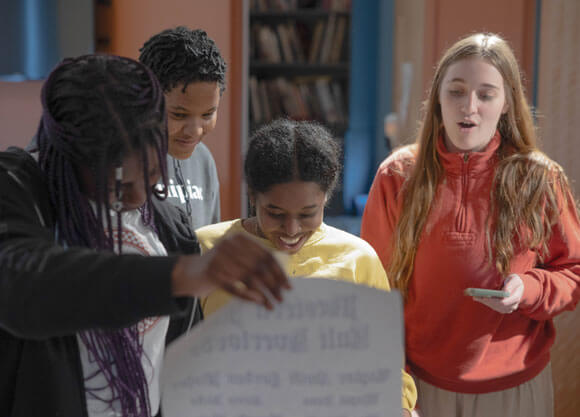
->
xmin=245 ymin=119 xmax=341 ymax=198
xmin=139 ymin=26 xmax=226 ymax=94
xmin=36 ymin=54 xmax=168 ymax=417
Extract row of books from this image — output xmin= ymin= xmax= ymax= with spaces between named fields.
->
xmin=251 ymin=0 xmax=350 ymax=12
xmin=252 ymin=15 xmax=348 ymax=64
xmin=249 ymin=76 xmax=348 ymax=125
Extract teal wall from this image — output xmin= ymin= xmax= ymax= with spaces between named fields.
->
xmin=343 ymin=0 xmax=394 ymax=214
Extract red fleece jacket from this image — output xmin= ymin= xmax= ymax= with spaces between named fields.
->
xmin=362 ymin=133 xmax=580 ymax=393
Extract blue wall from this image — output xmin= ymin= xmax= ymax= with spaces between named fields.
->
xmin=342 ymin=0 xmax=394 ymax=214
xmin=0 ymin=0 xmax=60 ymax=80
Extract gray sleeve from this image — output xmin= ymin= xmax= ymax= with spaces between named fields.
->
xmin=208 ymin=154 xmax=221 ymax=224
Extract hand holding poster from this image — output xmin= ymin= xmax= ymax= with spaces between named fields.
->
xmin=162 ymin=277 xmax=403 ymax=417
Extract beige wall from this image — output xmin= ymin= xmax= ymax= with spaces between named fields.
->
xmin=537 ymin=1 xmax=580 ymax=191
xmin=392 ymin=0 xmax=426 ymax=146
xmin=536 ymin=3 xmax=580 ymax=417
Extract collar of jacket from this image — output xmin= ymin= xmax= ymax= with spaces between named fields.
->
xmin=436 ymin=130 xmax=501 ymax=176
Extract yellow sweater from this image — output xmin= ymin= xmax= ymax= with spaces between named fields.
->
xmin=196 ymin=219 xmax=417 ymax=411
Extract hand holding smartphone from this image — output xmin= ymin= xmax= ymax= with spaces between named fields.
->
xmin=464 ymin=288 xmax=509 ymax=298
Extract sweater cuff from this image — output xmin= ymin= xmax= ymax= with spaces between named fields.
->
xmin=518 ymin=272 xmax=542 ymax=312
xmin=402 ymin=369 xmax=417 ymax=410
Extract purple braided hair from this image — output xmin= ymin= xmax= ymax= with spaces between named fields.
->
xmin=37 ymin=54 xmax=169 ymax=417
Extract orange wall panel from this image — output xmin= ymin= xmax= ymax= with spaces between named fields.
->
xmin=393 ymin=0 xmax=426 ymax=145
xmin=0 ymin=81 xmax=43 ymax=149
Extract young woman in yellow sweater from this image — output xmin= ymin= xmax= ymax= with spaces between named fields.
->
xmin=196 ymin=118 xmax=417 ymax=415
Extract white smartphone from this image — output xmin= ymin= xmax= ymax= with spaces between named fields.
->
xmin=464 ymin=288 xmax=509 ymax=298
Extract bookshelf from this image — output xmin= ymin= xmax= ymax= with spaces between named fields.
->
xmin=247 ymin=0 xmax=351 ymax=216
xmin=248 ymin=0 xmax=351 ymax=136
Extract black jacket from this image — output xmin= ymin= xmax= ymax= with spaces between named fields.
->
xmin=0 ymin=148 xmax=203 ymax=416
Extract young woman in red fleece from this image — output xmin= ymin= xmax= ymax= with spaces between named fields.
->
xmin=361 ymin=32 xmax=580 ymax=417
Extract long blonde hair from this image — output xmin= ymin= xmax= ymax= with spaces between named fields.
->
xmin=388 ymin=33 xmax=574 ymax=297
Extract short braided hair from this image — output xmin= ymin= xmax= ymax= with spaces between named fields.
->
xmin=139 ymin=26 xmax=226 ymax=93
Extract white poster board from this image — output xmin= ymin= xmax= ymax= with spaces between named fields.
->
xmin=162 ymin=277 xmax=403 ymax=417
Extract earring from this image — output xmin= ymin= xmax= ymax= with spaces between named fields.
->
xmin=111 ymin=167 xmax=124 ymax=212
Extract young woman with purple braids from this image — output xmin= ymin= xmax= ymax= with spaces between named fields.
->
xmin=0 ymin=54 xmax=289 ymax=417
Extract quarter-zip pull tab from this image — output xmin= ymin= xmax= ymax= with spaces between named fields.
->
xmin=457 ymin=152 xmax=470 ymax=232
